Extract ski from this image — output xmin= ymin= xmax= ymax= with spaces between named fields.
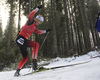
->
xmin=21 ymin=68 xmax=47 ymax=76
xmin=46 ymin=60 xmax=91 ymax=70
xmin=21 ymin=60 xmax=91 ymax=76
xmin=91 ymin=55 xmax=100 ymax=58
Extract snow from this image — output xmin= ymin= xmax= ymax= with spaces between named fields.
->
xmin=0 ymin=50 xmax=100 ymax=80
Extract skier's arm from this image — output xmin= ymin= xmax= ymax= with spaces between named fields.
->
xmin=96 ymin=19 xmax=100 ymax=32
xmin=35 ymin=30 xmax=47 ymax=34
xmin=28 ymin=5 xmax=42 ymax=22
xmin=35 ymin=28 xmax=52 ymax=34
xmin=29 ymin=8 xmax=39 ymax=22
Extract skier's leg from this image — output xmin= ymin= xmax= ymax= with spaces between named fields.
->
xmin=14 ymin=47 xmax=28 ymax=76
xmin=18 ymin=47 xmax=28 ymax=69
xmin=26 ymin=40 xmax=39 ymax=70
xmin=26 ymin=40 xmax=39 ymax=59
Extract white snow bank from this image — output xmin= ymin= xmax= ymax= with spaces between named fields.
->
xmin=0 ymin=51 xmax=100 ymax=80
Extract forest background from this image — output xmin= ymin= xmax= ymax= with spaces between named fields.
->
xmin=0 ymin=0 xmax=100 ymax=70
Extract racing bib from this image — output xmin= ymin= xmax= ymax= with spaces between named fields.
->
xmin=17 ymin=38 xmax=24 ymax=45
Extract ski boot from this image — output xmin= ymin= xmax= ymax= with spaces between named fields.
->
xmin=14 ymin=69 xmax=20 ymax=76
xmin=38 ymin=66 xmax=46 ymax=71
xmin=33 ymin=59 xmax=38 ymax=71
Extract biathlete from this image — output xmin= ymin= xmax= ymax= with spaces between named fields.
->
xmin=14 ymin=5 xmax=51 ymax=76
xmin=95 ymin=11 xmax=100 ymax=32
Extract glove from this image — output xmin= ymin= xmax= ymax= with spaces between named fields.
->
xmin=37 ymin=5 xmax=42 ymax=9
xmin=46 ymin=28 xmax=52 ymax=32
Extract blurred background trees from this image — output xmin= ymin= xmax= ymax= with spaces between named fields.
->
xmin=0 ymin=0 xmax=100 ymax=70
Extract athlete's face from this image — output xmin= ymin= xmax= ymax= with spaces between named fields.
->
xmin=34 ymin=18 xmax=42 ymax=25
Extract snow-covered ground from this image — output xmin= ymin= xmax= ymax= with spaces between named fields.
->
xmin=0 ymin=50 xmax=100 ymax=80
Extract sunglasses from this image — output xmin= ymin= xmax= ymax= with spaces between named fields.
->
xmin=39 ymin=20 xmax=43 ymax=24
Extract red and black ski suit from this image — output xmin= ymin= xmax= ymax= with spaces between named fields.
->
xmin=16 ymin=8 xmax=46 ymax=69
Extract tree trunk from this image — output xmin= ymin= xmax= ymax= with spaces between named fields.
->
xmin=63 ymin=0 xmax=70 ymax=56
xmin=51 ymin=0 xmax=58 ymax=57
xmin=18 ymin=0 xmax=21 ymax=30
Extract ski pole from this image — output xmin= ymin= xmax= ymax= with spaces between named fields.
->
xmin=29 ymin=32 xmax=49 ymax=72
xmin=39 ymin=32 xmax=49 ymax=51
xmin=30 ymin=33 xmax=49 ymax=72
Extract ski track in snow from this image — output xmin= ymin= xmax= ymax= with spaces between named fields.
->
xmin=0 ymin=51 xmax=100 ymax=80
